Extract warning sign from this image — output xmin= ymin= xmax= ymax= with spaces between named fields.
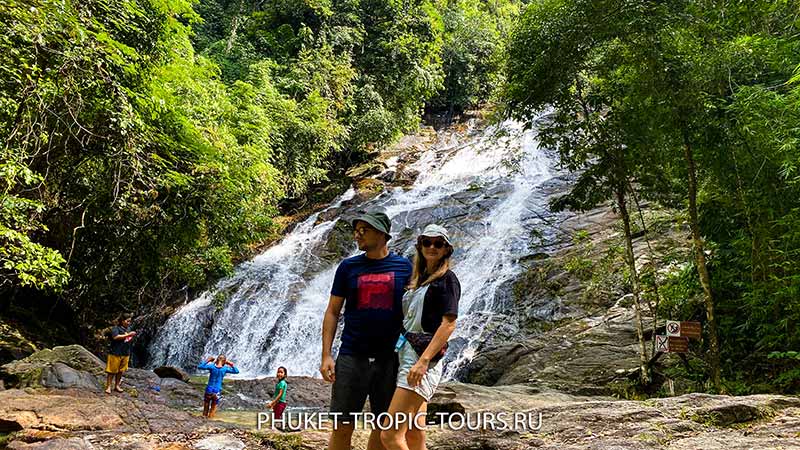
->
xmin=656 ymin=335 xmax=669 ymax=352
xmin=665 ymin=320 xmax=702 ymax=339
xmin=666 ymin=320 xmax=681 ymax=337
xmin=655 ymin=335 xmax=690 ymax=353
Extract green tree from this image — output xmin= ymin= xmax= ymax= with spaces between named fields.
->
xmin=504 ymin=0 xmax=800 ymax=392
xmin=429 ymin=0 xmax=518 ymax=115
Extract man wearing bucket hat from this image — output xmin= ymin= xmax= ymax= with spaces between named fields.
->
xmin=320 ymin=208 xmax=412 ymax=450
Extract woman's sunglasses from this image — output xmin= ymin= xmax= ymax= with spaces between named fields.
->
xmin=420 ymin=238 xmax=446 ymax=249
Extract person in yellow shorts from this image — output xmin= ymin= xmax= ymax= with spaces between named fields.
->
xmin=106 ymin=316 xmax=136 ymax=394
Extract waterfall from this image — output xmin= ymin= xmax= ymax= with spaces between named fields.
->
xmin=148 ymin=117 xmax=565 ymax=379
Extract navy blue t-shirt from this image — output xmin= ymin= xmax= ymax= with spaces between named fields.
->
xmin=331 ymin=253 xmax=412 ymax=357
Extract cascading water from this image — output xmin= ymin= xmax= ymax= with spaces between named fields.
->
xmin=148 ymin=117 xmax=566 ymax=379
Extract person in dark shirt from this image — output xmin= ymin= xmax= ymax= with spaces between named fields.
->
xmin=381 ymin=224 xmax=460 ymax=450
xmin=198 ymin=354 xmax=239 ymax=419
xmin=320 ymin=209 xmax=412 ymax=450
xmin=105 ymin=316 xmax=136 ymax=394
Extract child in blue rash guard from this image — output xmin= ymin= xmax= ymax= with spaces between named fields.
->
xmin=198 ymin=354 xmax=239 ymax=419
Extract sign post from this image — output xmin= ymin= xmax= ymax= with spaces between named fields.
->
xmin=656 ymin=321 xmax=701 ymax=353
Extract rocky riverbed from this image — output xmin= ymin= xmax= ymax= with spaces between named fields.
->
xmin=2 ymin=345 xmax=800 ymax=449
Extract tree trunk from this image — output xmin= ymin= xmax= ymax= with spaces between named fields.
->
xmin=225 ymin=0 xmax=246 ymax=55
xmin=682 ymin=128 xmax=722 ymax=392
xmin=616 ymin=184 xmax=650 ymax=386
xmin=628 ymin=180 xmax=664 ymax=359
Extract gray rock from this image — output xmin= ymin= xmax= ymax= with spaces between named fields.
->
xmin=393 ymin=168 xmax=419 ymax=185
xmin=425 ymin=386 xmax=800 ymax=450
xmin=316 ymin=219 xmax=355 ymax=267
xmin=159 ymin=377 xmax=188 ymax=388
xmin=376 ymin=170 xmax=396 ymax=182
xmin=192 ymin=435 xmax=245 ymax=450
xmin=464 ymin=303 xmax=646 ymax=395
xmin=40 ymin=362 xmax=101 ymax=391
xmin=8 ymin=438 xmax=95 ymax=450
xmin=153 ymin=366 xmax=189 ymax=383
xmin=120 ymin=367 xmax=161 ymax=392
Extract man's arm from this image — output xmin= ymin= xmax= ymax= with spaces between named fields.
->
xmin=319 ymin=295 xmax=344 ymax=382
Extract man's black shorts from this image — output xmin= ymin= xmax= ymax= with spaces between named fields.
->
xmin=330 ymin=353 xmax=399 ymax=424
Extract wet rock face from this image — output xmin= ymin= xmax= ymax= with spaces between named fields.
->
xmin=459 ymin=199 xmax=697 ymax=396
xmin=314 ymin=219 xmax=355 ymax=268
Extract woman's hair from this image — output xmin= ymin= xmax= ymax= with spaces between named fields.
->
xmin=215 ymin=354 xmax=226 ymax=365
xmin=407 ymin=236 xmax=453 ymax=289
xmin=278 ymin=366 xmax=288 ymax=379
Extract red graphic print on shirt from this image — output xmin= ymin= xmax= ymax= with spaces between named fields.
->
xmin=357 ymin=273 xmax=395 ymax=310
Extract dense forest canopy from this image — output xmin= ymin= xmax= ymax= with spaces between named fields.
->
xmin=0 ymin=0 xmax=514 ymax=328
xmin=504 ymin=0 xmax=800 ymax=392
xmin=1 ymin=0 xmax=798 ymax=393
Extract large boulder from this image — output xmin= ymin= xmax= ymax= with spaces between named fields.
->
xmin=120 ymin=367 xmax=162 ymax=394
xmin=40 ymin=362 xmax=102 ymax=391
xmin=153 ymin=366 xmax=189 ymax=383
xmin=1 ymin=345 xmax=104 ymax=389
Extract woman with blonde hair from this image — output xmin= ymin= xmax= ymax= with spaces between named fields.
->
xmin=381 ymin=224 xmax=461 ymax=450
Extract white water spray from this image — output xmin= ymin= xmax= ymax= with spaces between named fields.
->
xmin=149 ymin=118 xmax=564 ymax=379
